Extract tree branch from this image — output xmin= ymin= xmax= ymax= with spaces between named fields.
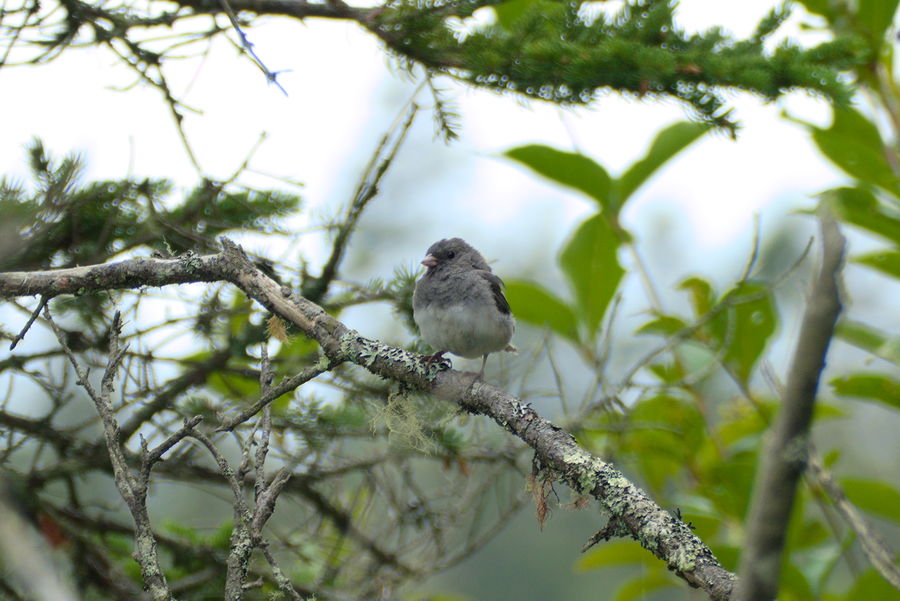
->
xmin=45 ymin=309 xmax=176 ymax=601
xmin=3 ymin=238 xmax=737 ymax=599
xmin=807 ymin=451 xmax=900 ymax=588
xmin=734 ymin=216 xmax=846 ymax=601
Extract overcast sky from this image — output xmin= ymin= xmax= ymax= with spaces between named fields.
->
xmin=1 ymin=1 xmax=844 ymax=257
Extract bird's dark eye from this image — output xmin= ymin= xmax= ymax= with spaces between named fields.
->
xmin=447 ymin=251 xmax=456 ymax=259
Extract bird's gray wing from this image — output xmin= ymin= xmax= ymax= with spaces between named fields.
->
xmin=477 ymin=271 xmax=511 ymax=315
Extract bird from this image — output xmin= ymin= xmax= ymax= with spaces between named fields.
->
xmin=412 ymin=238 xmax=515 ymax=379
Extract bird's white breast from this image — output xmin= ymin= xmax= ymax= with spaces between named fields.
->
xmin=414 ymin=302 xmax=514 ymax=359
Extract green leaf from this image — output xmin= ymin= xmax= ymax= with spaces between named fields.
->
xmin=794 ymin=0 xmax=833 ymax=20
xmin=812 ymin=108 xmax=899 ymax=194
xmin=840 ymin=478 xmax=900 ymax=522
xmin=576 ymin=540 xmax=654 ymax=571
xmin=857 ymin=0 xmax=900 ymax=46
xmin=822 ymin=186 xmax=900 ymax=245
xmin=505 ymin=145 xmax=613 ymax=212
xmin=559 ymin=213 xmax=624 ymax=339
xmin=812 ymin=402 xmax=847 ymax=421
xmin=830 ymin=373 xmax=900 ymax=410
xmin=503 ymin=279 xmax=580 ymax=343
xmin=835 ymin=319 xmax=900 ymax=365
xmin=717 ymin=282 xmax=776 ymax=384
xmin=678 ymin=277 xmax=715 ymax=317
xmin=626 ymin=395 xmax=706 ymax=491
xmin=699 ymin=449 xmax=758 ymax=519
xmin=208 ymin=371 xmax=258 ymax=398
xmin=843 ymin=569 xmax=900 ymax=600
xmin=779 ymin=560 xmax=814 ymax=601
xmin=854 ymin=250 xmax=900 ymax=279
xmin=717 ymin=402 xmax=768 ymax=447
xmin=614 ymin=571 xmax=674 ymax=601
xmin=617 ymin=121 xmax=710 ymax=205
xmin=635 ymin=315 xmax=688 ymax=336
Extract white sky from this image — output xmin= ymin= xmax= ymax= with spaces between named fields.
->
xmin=0 ymin=1 xmax=842 ymax=255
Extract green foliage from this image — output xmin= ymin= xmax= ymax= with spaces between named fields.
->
xmin=576 ymin=539 xmax=656 ymax=570
xmin=505 ymin=120 xmax=710 ymax=349
xmin=830 ymin=373 xmax=900 ymax=410
xmin=504 ymin=279 xmax=580 ymax=343
xmin=838 ymin=569 xmax=900 ymax=600
xmin=505 ymin=145 xmax=613 ymax=212
xmin=560 ymin=214 xmax=625 ymax=339
xmin=840 ymin=479 xmax=900 ymax=522
xmin=812 ymin=108 xmax=899 ymax=195
xmin=569 ymin=4 xmax=900 ymax=598
xmin=854 ymin=249 xmax=900 ymax=279
xmin=712 ymin=281 xmax=777 ymax=385
xmin=376 ymin=0 xmax=865 ymax=130
xmin=554 ymin=33 xmax=899 ymax=594
xmin=616 ymin=121 xmax=710 ymax=207
xmin=0 ymin=139 xmax=302 ymax=271
xmin=820 ymin=187 xmax=900 ymax=244
xmin=834 ymin=320 xmax=900 ymax=365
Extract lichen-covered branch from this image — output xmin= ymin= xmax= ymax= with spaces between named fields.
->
xmin=2 ymin=238 xmax=738 ymax=599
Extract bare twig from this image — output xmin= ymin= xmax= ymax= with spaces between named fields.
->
xmin=302 ymin=101 xmax=419 ymax=302
xmin=46 ymin=309 xmax=175 ymax=601
xmin=218 ymin=0 xmax=288 ymax=94
xmin=8 ymin=294 xmax=50 ymax=350
xmin=807 ymin=452 xmax=900 ymax=588
xmin=734 ymin=215 xmax=846 ymax=601
xmin=217 ymin=359 xmax=339 ymax=431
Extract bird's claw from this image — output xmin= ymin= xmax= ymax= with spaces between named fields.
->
xmin=421 ymin=351 xmax=452 ymax=374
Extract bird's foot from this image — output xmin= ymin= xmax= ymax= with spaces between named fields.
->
xmin=420 ymin=351 xmax=452 ymax=375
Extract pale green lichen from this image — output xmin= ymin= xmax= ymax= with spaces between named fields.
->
xmin=639 ymin=518 xmax=664 ymax=552
xmin=338 ymin=330 xmax=443 ymax=381
xmin=313 ymin=350 xmax=331 ymax=371
xmin=668 ymin=544 xmax=697 ymax=572
xmin=338 ymin=330 xmax=363 ymax=361
xmin=576 ymin=469 xmax=597 ymax=493
xmin=178 ymin=250 xmax=203 ymax=273
xmin=562 ymin=450 xmax=588 ymax=467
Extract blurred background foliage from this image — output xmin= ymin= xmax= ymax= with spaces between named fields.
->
xmin=1 ymin=0 xmax=898 ymax=600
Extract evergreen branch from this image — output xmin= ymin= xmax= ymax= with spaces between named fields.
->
xmin=5 ymin=0 xmax=865 ymax=132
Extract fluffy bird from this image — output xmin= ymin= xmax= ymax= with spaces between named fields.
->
xmin=412 ymin=238 xmax=515 ymax=377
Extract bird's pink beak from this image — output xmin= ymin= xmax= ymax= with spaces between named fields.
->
xmin=421 ymin=254 xmax=438 ymax=268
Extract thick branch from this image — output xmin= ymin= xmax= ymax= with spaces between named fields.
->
xmin=1 ymin=240 xmax=736 ymax=599
xmin=734 ymin=217 xmax=846 ymax=601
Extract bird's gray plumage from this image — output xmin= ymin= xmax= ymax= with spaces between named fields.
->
xmin=413 ymin=238 xmax=515 ymax=372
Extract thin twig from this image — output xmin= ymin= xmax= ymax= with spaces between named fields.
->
xmin=45 ymin=309 xmax=175 ymax=601
xmin=8 ymin=294 xmax=51 ymax=350
xmin=302 ymin=100 xmax=419 ymax=301
xmin=807 ymin=453 xmax=900 ymax=588
xmin=218 ymin=0 xmax=288 ymax=94
xmin=216 ymin=360 xmax=339 ymax=431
